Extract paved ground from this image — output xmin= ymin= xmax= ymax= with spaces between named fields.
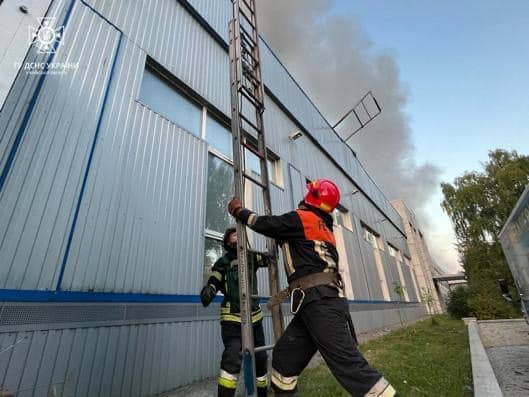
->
xmin=487 ymin=345 xmax=529 ymax=396
xmin=477 ymin=319 xmax=529 ymax=397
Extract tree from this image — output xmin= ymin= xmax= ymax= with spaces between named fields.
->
xmin=446 ymin=286 xmax=471 ymax=319
xmin=393 ymin=282 xmax=407 ymax=326
xmin=420 ymin=288 xmax=438 ymax=324
xmin=441 ymin=149 xmax=529 ymax=319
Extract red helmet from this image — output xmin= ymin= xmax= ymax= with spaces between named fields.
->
xmin=304 ymin=179 xmax=340 ymax=213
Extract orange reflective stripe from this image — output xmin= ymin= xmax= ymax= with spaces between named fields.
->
xmin=296 ymin=210 xmax=336 ymax=245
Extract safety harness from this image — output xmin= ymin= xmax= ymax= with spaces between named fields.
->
xmin=267 ymin=272 xmax=343 ymax=314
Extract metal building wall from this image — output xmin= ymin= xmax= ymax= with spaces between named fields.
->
xmin=0 ymin=0 xmax=120 ymax=290
xmin=0 ymin=321 xmax=222 ymax=397
xmin=0 ymin=0 xmax=427 ymax=395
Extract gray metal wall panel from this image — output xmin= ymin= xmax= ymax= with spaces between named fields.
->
xmin=359 ymin=239 xmax=385 ymax=300
xmin=188 ymin=0 xmax=231 ymax=42
xmin=0 ymin=306 xmax=426 ymax=395
xmin=401 ymin=263 xmax=417 ymax=301
xmin=342 ymin=227 xmax=370 ymax=299
xmin=87 ymin=0 xmax=231 ymax=116
xmin=262 ymin=95 xmax=298 ymax=160
xmin=0 ymin=52 xmax=43 ymax=173
xmin=0 ymin=1 xmax=120 ymax=290
xmin=383 ymin=256 xmax=401 ymax=300
xmin=61 ymin=40 xmax=208 ymax=294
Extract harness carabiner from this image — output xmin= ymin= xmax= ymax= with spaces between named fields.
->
xmin=290 ymin=288 xmax=306 ymax=314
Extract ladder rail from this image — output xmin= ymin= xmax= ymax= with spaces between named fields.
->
xmin=229 ymin=1 xmax=284 ymax=395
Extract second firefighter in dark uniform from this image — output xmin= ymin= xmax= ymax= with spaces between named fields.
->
xmin=200 ymin=228 xmax=269 ymax=397
xmin=229 ymin=179 xmax=399 ymax=397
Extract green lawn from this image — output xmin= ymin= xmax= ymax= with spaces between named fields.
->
xmin=298 ymin=315 xmax=472 ymax=397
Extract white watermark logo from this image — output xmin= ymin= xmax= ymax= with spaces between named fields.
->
xmin=19 ymin=17 xmax=79 ymax=75
xmin=29 ymin=17 xmax=64 ymax=54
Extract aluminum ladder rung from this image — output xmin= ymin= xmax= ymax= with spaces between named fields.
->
xmin=240 ymin=25 xmax=258 ymax=49
xmin=242 ymin=138 xmax=266 ymax=160
xmin=240 ymin=113 xmax=260 ymax=134
xmin=239 ymin=84 xmax=262 ymax=108
xmin=243 ymin=172 xmax=268 ymax=190
xmin=241 ymin=0 xmax=255 ymax=14
xmin=242 ymin=64 xmax=261 ymax=88
xmin=239 ymin=8 xmax=255 ymax=29
xmin=251 ymin=295 xmax=271 ymax=300
xmin=254 ymin=344 xmax=274 ymax=353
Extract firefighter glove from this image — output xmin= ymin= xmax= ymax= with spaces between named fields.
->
xmin=228 ymin=197 xmax=243 ymax=218
xmin=200 ymin=284 xmax=216 ymax=307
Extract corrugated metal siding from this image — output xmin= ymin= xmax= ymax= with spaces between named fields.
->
xmin=0 ymin=321 xmax=223 ymax=397
xmin=358 ymin=240 xmax=385 ymax=301
xmin=342 ymin=228 xmax=370 ymax=299
xmin=382 ymin=256 xmax=401 ymax=300
xmin=60 ymin=38 xmax=208 ymax=294
xmin=263 ymin=96 xmax=298 ymax=161
xmin=0 ymin=310 xmax=425 ymax=395
xmin=86 ymin=0 xmax=231 ymax=116
xmin=0 ymin=1 xmax=121 ymax=290
xmin=402 ymin=264 xmax=417 ymax=301
xmin=187 ymin=0 xmax=231 ymax=42
xmin=85 ymin=0 xmax=404 ymax=234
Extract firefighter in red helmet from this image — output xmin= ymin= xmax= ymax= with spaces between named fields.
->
xmin=228 ymin=179 xmax=399 ymax=397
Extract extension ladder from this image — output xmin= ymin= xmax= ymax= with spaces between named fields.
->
xmin=228 ymin=0 xmax=284 ymax=395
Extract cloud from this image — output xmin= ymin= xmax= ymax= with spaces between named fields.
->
xmin=257 ymin=0 xmax=458 ymax=271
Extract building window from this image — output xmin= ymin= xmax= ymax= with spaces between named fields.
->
xmin=333 ymin=205 xmax=353 ymax=231
xmin=138 ymin=67 xmax=202 ymax=136
xmin=388 ymin=244 xmax=398 ymax=257
xmin=206 ymin=115 xmax=233 ymax=159
xmin=363 ymin=225 xmax=378 ymax=249
xmin=245 ymin=148 xmax=261 ymax=176
xmin=268 ymin=158 xmax=283 ymax=187
xmin=205 ymin=154 xmax=234 ymax=234
xmin=203 ymin=237 xmax=224 ymax=284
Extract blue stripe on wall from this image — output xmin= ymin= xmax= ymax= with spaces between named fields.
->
xmin=0 ymin=289 xmax=419 ymax=305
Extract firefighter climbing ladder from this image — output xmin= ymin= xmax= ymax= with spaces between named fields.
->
xmin=228 ymin=0 xmax=284 ymax=395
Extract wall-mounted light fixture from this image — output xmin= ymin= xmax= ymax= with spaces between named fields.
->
xmin=288 ymin=130 xmax=303 ymax=141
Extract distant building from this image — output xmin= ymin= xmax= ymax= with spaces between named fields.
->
xmin=392 ymin=200 xmax=444 ymax=313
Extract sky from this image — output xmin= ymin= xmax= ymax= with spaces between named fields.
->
xmin=332 ymin=0 xmax=529 ymax=272
xmin=258 ymin=0 xmax=529 ymax=273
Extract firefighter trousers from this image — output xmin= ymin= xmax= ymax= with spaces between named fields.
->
xmin=218 ymin=321 xmax=268 ymax=397
xmin=271 ymin=296 xmax=396 ymax=397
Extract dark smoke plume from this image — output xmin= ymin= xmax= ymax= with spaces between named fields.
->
xmin=258 ymin=1 xmax=456 ymax=271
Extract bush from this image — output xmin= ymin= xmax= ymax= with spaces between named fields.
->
xmin=447 ymin=286 xmax=471 ymax=319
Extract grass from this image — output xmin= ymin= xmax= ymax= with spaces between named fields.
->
xmin=298 ymin=315 xmax=472 ymax=397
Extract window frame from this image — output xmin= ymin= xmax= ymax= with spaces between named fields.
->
xmin=137 ymin=62 xmax=203 ymax=137
xmin=362 ymin=223 xmax=379 ymax=249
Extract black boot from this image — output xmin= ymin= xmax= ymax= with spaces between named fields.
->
xmin=271 ymin=383 xmax=297 ymax=396
xmin=218 ymin=384 xmax=236 ymax=397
